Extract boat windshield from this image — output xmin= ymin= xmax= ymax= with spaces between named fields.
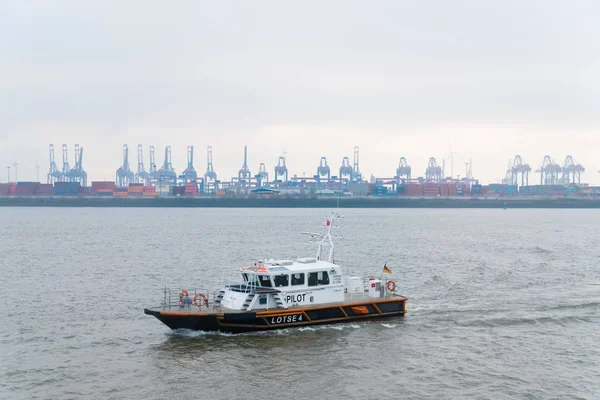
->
xmin=242 ymin=273 xmax=273 ymax=288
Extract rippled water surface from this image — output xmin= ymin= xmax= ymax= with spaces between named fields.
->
xmin=1 ymin=208 xmax=599 ymax=399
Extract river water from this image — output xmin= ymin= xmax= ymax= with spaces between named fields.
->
xmin=0 ymin=208 xmax=598 ymax=399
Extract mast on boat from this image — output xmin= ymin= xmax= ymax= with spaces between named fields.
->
xmin=315 ymin=212 xmax=340 ymax=263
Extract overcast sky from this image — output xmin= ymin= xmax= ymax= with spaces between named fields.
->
xmin=1 ymin=0 xmax=599 ymax=184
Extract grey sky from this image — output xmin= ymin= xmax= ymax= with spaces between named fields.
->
xmin=1 ymin=0 xmax=599 ymax=184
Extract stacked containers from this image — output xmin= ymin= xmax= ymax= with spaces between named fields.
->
xmin=471 ymin=184 xmax=482 ymax=195
xmin=185 ymin=183 xmax=199 ymax=196
xmin=36 ymin=184 xmax=54 ymax=196
xmin=14 ymin=182 xmax=40 ymax=196
xmin=448 ymin=184 xmax=458 ymax=196
xmin=142 ymin=186 xmax=158 ymax=197
xmin=422 ymin=183 xmax=440 ymax=197
xmin=91 ymin=181 xmax=116 ymax=196
xmin=8 ymin=184 xmax=16 ymax=195
xmin=156 ymin=184 xmax=170 ymax=195
xmin=371 ymin=186 xmax=387 ymax=196
xmin=462 ymin=184 xmax=471 ymax=197
xmin=564 ymin=186 xmax=578 ymax=197
xmin=439 ymin=183 xmax=450 ymax=197
xmin=550 ymin=185 xmax=565 ymax=196
xmin=54 ymin=182 xmax=81 ymax=196
xmin=405 ymin=184 xmax=422 ymax=196
xmin=172 ymin=186 xmax=185 ymax=196
xmin=505 ymin=185 xmax=518 ymax=197
xmin=127 ymin=183 xmax=143 ymax=196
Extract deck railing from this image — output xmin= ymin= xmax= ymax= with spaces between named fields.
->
xmin=161 ymin=287 xmax=212 ymax=308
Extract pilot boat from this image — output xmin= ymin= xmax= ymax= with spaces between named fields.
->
xmin=144 ymin=213 xmax=407 ymax=334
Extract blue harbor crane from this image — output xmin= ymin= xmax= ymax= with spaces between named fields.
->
xmin=181 ymin=145 xmax=198 ymax=183
xmin=158 ymin=145 xmax=177 ymax=185
xmin=317 ymin=157 xmax=330 ymax=180
xmin=238 ymin=145 xmax=251 ymax=181
xmin=60 ymin=144 xmax=70 ymax=182
xmin=339 ymin=157 xmax=352 ymax=181
xmin=510 ymin=155 xmax=531 ymax=187
xmin=115 ymin=144 xmax=135 ymax=187
xmin=255 ymin=162 xmax=268 ymax=187
xmin=204 ymin=145 xmax=217 ymax=192
xmin=395 ymin=157 xmax=411 ymax=182
xmin=274 ymin=156 xmax=288 ymax=182
xmin=425 ymin=157 xmax=442 ymax=182
xmin=135 ymin=144 xmax=149 ymax=185
xmin=562 ymin=155 xmax=584 ymax=185
xmin=67 ymin=144 xmax=87 ymax=186
xmin=148 ymin=145 xmax=158 ymax=183
xmin=536 ymin=155 xmax=562 ymax=185
xmin=47 ymin=144 xmax=62 ymax=184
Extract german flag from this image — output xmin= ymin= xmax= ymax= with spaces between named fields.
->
xmin=382 ymin=263 xmax=392 ymax=274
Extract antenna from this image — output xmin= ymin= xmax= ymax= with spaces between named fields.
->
xmin=305 ymin=211 xmax=343 ymax=263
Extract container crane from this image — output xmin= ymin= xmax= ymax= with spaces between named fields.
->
xmin=510 ymin=155 xmax=531 ymax=187
xmin=238 ymin=145 xmax=251 ymax=180
xmin=562 ymin=155 xmax=584 ymax=184
xmin=158 ymin=145 xmax=177 ymax=185
xmin=135 ymin=144 xmax=149 ymax=185
xmin=60 ymin=144 xmax=70 ymax=182
xmin=339 ymin=157 xmax=352 ymax=181
xmin=115 ymin=144 xmax=135 ymax=187
xmin=68 ymin=144 xmax=87 ymax=186
xmin=395 ymin=157 xmax=411 ymax=181
xmin=274 ymin=156 xmax=288 ymax=182
xmin=47 ymin=144 xmax=62 ymax=184
xmin=317 ymin=157 xmax=330 ymax=180
xmin=181 ymin=145 xmax=198 ymax=183
xmin=255 ymin=162 xmax=268 ymax=187
xmin=204 ymin=145 xmax=217 ymax=187
xmin=425 ymin=157 xmax=442 ymax=182
xmin=148 ymin=145 xmax=158 ymax=183
xmin=536 ymin=155 xmax=562 ymax=185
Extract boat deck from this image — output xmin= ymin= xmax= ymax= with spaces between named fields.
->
xmin=146 ymin=292 xmax=407 ymax=315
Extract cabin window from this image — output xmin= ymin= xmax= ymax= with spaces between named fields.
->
xmin=259 ymin=296 xmax=267 ymax=305
xmin=242 ymin=273 xmax=248 ymax=282
xmin=246 ymin=274 xmax=260 ymax=287
xmin=291 ymin=273 xmax=305 ymax=286
xmin=258 ymin=275 xmax=273 ymax=288
xmin=308 ymin=271 xmax=330 ymax=286
xmin=274 ymin=274 xmax=289 ymax=287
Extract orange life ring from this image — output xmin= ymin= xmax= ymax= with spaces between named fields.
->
xmin=193 ymin=293 xmax=208 ymax=307
xmin=386 ymin=280 xmax=396 ymax=292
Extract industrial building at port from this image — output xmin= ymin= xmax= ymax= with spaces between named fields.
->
xmin=1 ymin=144 xmax=599 ymax=199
